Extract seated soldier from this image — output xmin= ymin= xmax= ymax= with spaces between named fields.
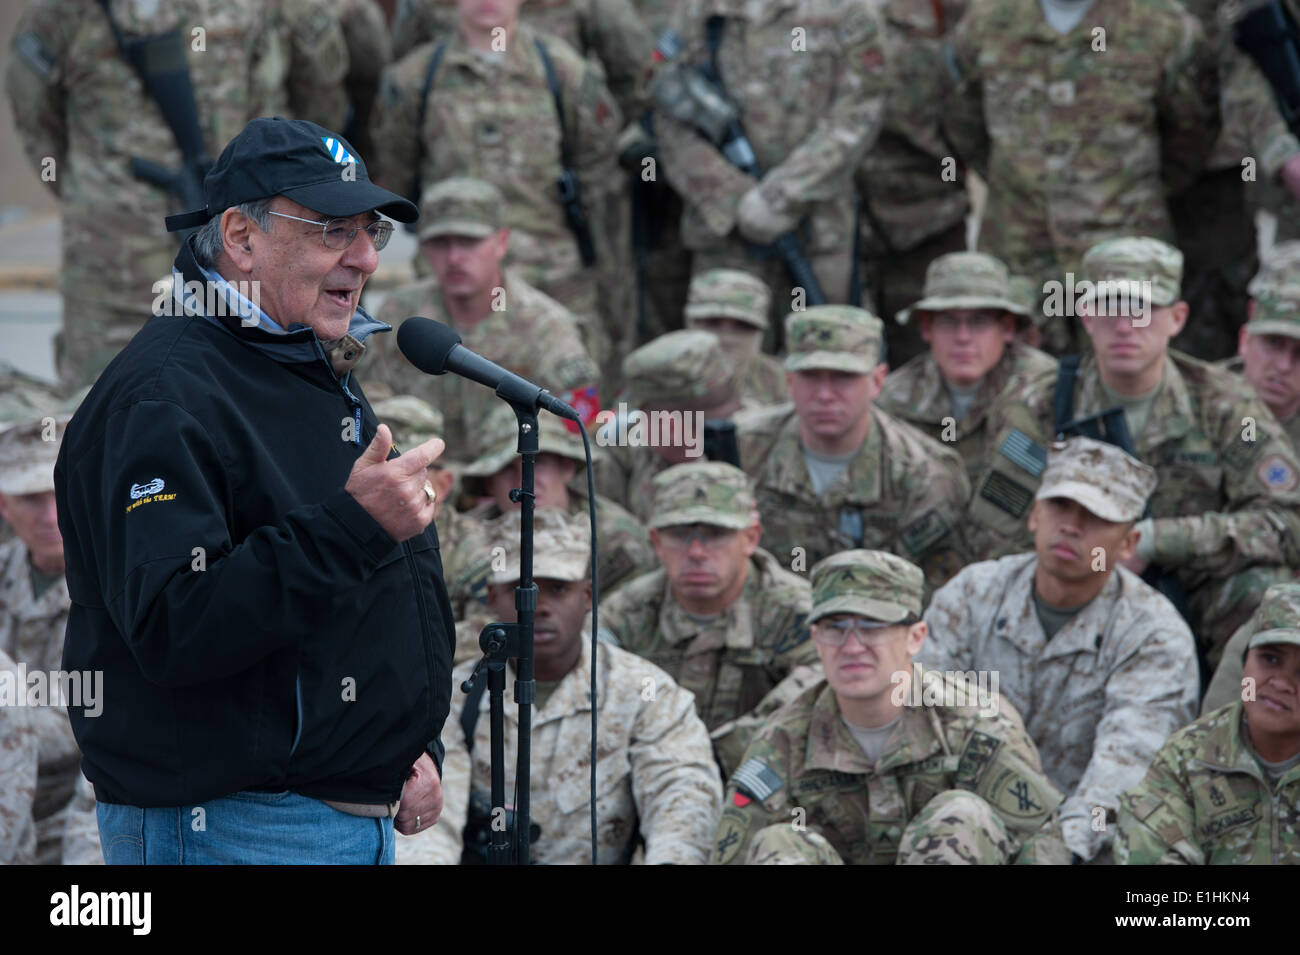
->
xmin=713 ymin=549 xmax=1069 ymax=865
xmin=398 ymin=508 xmax=721 ymax=864
xmin=1229 ymin=241 xmax=1300 ymax=451
xmin=683 ymin=269 xmax=788 ymax=408
xmin=0 ymin=645 xmax=38 ymax=864
xmin=599 ymin=461 xmax=815 ymax=757
xmin=921 ymin=437 xmax=1199 ymax=862
xmin=1117 ymin=583 xmax=1300 ymax=864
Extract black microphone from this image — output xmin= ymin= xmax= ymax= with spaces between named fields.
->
xmin=396 ymin=317 xmax=580 ymax=420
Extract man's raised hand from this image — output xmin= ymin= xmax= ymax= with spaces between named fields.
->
xmin=345 ymin=424 xmax=445 ymax=542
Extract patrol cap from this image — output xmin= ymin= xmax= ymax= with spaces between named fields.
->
xmin=488 ymin=507 xmax=591 ymax=584
xmin=165 ymin=116 xmax=417 ymax=233
xmin=897 ymin=252 xmax=1029 ymax=325
xmin=785 ymin=305 xmax=883 ymax=374
xmin=418 ymin=177 xmax=505 ymax=243
xmin=808 ymin=549 xmax=924 ymax=625
xmin=0 ymin=414 xmax=69 ymax=495
xmin=460 ymin=403 xmax=591 ymax=496
xmin=371 ymin=395 xmax=444 ymax=449
xmin=684 ymin=269 xmax=771 ymax=330
xmin=1247 ymin=241 xmax=1300 ymax=340
xmin=649 ymin=461 xmax=757 ymax=531
xmin=622 ymin=330 xmax=736 ymax=407
xmin=1035 ymin=437 xmax=1156 ymax=523
xmin=1246 ymin=583 xmax=1300 ymax=651
xmin=1079 ymin=236 xmax=1183 ymax=310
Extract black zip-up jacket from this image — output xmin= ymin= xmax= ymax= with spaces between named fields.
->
xmin=54 ymin=236 xmax=454 ymax=808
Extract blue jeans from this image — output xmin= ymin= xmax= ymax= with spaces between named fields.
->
xmin=97 ymin=790 xmax=395 ymax=865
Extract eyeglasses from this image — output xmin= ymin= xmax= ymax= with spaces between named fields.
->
xmin=266 ymin=211 xmax=393 ymax=251
xmin=657 ymin=523 xmax=735 ymax=549
xmin=929 ymin=312 xmax=1002 ymax=333
xmin=812 ymin=616 xmax=913 ymax=647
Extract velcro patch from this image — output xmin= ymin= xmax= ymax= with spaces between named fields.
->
xmin=732 ymin=757 xmax=784 ymax=803
xmin=954 ymin=731 xmax=1001 ymax=790
xmin=998 ymin=428 xmax=1047 ymax=476
xmin=978 ymin=470 xmax=1034 ymax=518
xmin=1256 ymin=453 xmax=1299 ymax=492
xmin=1222 ymin=435 xmax=1264 ymax=473
xmin=899 ymin=507 xmax=950 ymax=556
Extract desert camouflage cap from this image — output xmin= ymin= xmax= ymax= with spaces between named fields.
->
xmin=1036 ymin=437 xmax=1156 ymax=523
xmin=461 ymin=403 xmax=590 ymax=494
xmin=684 ymin=269 xmax=771 ymax=330
xmin=1246 ymin=582 xmax=1300 ymax=650
xmin=1080 ymin=236 xmax=1183 ymax=308
xmin=808 ymin=549 xmax=923 ymax=625
xmin=897 ymin=252 xmax=1029 ymax=325
xmin=785 ymin=306 xmax=882 ymax=374
xmin=649 ymin=461 xmax=757 ymax=530
xmin=622 ymin=330 xmax=736 ymax=407
xmin=418 ymin=177 xmax=505 ymax=242
xmin=1247 ymin=241 xmax=1300 ymax=340
xmin=488 ymin=506 xmax=591 ymax=584
xmin=0 ymin=414 xmax=69 ymax=495
xmin=372 ymin=395 xmax=444 ymax=449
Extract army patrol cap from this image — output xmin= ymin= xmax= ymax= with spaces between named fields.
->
xmin=808 ymin=550 xmax=924 ymax=625
xmin=1246 ymin=583 xmax=1300 ymax=651
xmin=165 ymin=116 xmax=417 ymax=233
xmin=684 ymin=269 xmax=771 ymax=330
xmin=371 ymin=395 xmax=444 ymax=449
xmin=897 ymin=252 xmax=1029 ymax=326
xmin=785 ymin=306 xmax=883 ymax=374
xmin=460 ymin=403 xmax=591 ymax=495
xmin=648 ymin=461 xmax=757 ymax=531
xmin=622 ymin=330 xmax=736 ymax=407
xmin=1079 ymin=236 xmax=1183 ymax=309
xmin=1035 ymin=437 xmax=1157 ymax=523
xmin=418 ymin=177 xmax=505 ymax=242
xmin=0 ymin=414 xmax=69 ymax=495
xmin=488 ymin=507 xmax=591 ymax=584
xmin=1246 ymin=241 xmax=1300 ymax=340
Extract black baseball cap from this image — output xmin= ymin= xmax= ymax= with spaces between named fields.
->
xmin=166 ymin=116 xmax=418 ymax=233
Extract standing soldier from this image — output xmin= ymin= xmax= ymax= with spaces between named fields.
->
xmin=370 ymin=0 xmax=624 ymax=365
xmin=736 ymin=305 xmax=969 ymax=589
xmin=1227 ymin=241 xmax=1300 ymax=452
xmin=683 ymin=269 xmax=788 ymax=408
xmin=5 ymin=0 xmax=350 ymax=389
xmin=940 ymin=0 xmax=1219 ymax=353
xmin=649 ymin=0 xmax=890 ymax=331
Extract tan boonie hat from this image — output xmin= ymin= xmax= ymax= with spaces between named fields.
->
xmin=896 ymin=252 xmax=1029 ymax=326
xmin=649 ymin=461 xmax=757 ymax=530
xmin=0 ymin=414 xmax=69 ymax=495
xmin=785 ymin=305 xmax=883 ymax=375
xmin=417 ymin=177 xmax=505 ymax=243
xmin=622 ymin=330 xmax=736 ymax=407
xmin=1247 ymin=241 xmax=1300 ymax=340
xmin=684 ymin=269 xmax=771 ymax=330
xmin=371 ymin=395 xmax=444 ymax=449
xmin=1035 ymin=437 xmax=1156 ymax=523
xmin=1246 ymin=583 xmax=1300 ymax=651
xmin=487 ymin=507 xmax=591 ymax=584
xmin=809 ymin=550 xmax=923 ymax=625
xmin=1079 ymin=236 xmax=1183 ymax=309
xmin=460 ymin=402 xmax=591 ymax=495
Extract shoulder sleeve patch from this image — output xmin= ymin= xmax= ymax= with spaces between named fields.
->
xmin=998 ymin=428 xmax=1047 ymax=476
xmin=1256 ymin=453 xmax=1299 ymax=492
xmin=899 ymin=507 xmax=951 ymax=557
xmin=713 ymin=805 xmax=749 ymax=864
xmin=732 ymin=756 xmax=785 ymax=802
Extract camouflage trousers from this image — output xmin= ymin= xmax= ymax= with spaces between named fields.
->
xmin=744 ymin=791 xmax=1014 ymax=865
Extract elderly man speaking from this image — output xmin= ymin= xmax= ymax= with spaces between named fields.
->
xmin=54 ymin=117 xmax=455 ymax=864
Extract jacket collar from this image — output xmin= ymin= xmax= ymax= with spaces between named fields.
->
xmin=892 ymin=347 xmax=1021 ymax=431
xmin=658 ymin=558 xmax=759 ymax=649
xmin=1073 ymin=351 xmax=1194 ymax=450
xmin=764 ymin=406 xmax=883 ymax=504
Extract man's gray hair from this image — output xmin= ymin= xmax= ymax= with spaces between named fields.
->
xmin=192 ymin=198 xmax=275 ymax=268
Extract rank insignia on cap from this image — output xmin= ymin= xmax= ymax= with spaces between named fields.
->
xmin=1257 ymin=454 xmax=1298 ymax=492
xmin=322 ymin=137 xmax=356 ymax=165
xmin=732 ymin=757 xmax=784 ymax=803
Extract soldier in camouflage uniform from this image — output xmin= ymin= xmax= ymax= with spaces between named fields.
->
xmin=735 ymin=306 xmax=970 ymax=589
xmin=712 ymin=549 xmax=1069 ymax=865
xmin=683 ymin=269 xmax=788 ymax=408
xmin=361 ymin=178 xmax=600 ymax=460
xmin=922 ymin=437 xmax=1199 ymax=862
xmin=5 ymin=0 xmax=350 ymax=389
xmin=370 ymin=0 xmax=624 ymax=365
xmin=941 ymin=0 xmax=1219 ymax=353
xmin=971 ymin=237 xmax=1300 ymax=661
xmin=338 ymin=0 xmax=393 ymax=161
xmin=0 ymin=646 xmax=38 ymax=864
xmin=594 ymin=329 xmax=741 ymax=522
xmin=1117 ymin=582 xmax=1300 ymax=865
xmin=398 ymin=508 xmax=722 ymax=864
xmin=650 ymin=0 xmax=890 ymax=332
xmin=0 ymin=416 xmax=82 ymax=865
xmin=599 ymin=461 xmax=817 ymax=745
xmin=876 ymin=252 xmax=1055 ymax=490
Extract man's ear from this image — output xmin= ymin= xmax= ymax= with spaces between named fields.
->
xmin=222 ymin=207 xmax=258 ymax=274
xmin=1167 ymin=301 xmax=1190 ymax=337
xmin=1238 ymin=323 xmax=1251 ymax=357
xmin=1115 ymin=523 xmax=1140 ymax=564
xmin=905 ymin=619 xmax=927 ymax=657
xmin=0 ymin=492 xmax=11 ymax=524
xmin=741 ymin=521 xmax=761 ymax=556
xmin=865 ymin=362 xmax=888 ymax=400
xmin=1026 ymin=499 xmax=1040 ymax=534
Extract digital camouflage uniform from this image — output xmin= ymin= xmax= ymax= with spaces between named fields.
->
xmin=876 ymin=252 xmax=1056 ymax=490
xmin=361 ymin=178 xmax=600 ymax=462
xmin=713 ymin=549 xmax=1068 ymax=865
xmin=652 ymin=0 xmax=890 ymax=328
xmin=397 ymin=509 xmax=722 ymax=864
xmin=922 ymin=435 xmax=1200 ymax=861
xmin=736 ymin=306 xmax=970 ymax=588
xmin=60 ymin=771 xmax=103 ymax=865
xmin=599 ymin=461 xmax=816 ymax=733
xmin=0 ymin=646 xmax=38 ymax=865
xmin=370 ymin=25 xmax=623 ymax=365
xmin=684 ymin=269 xmax=788 ymax=408
xmin=969 ymin=238 xmax=1300 ymax=657
xmin=941 ymin=0 xmax=1219 ymax=351
xmin=5 ymin=0 xmax=350 ymax=388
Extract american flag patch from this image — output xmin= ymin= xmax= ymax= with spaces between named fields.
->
xmin=732 ymin=757 xmax=784 ymax=802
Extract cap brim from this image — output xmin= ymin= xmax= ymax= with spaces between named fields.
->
xmin=809 ymin=595 xmax=914 ymax=625
xmin=282 ymin=179 xmax=418 ymax=223
xmin=648 ymin=507 xmax=753 ymax=530
xmin=1036 ymin=481 xmax=1136 ymax=523
xmin=898 ymin=296 xmax=1029 ymax=326
xmin=1247 ymin=319 xmax=1300 ymax=340
xmin=684 ymin=305 xmax=767 ymax=329
xmin=786 ymin=352 xmax=874 ymax=374
xmin=419 ymin=221 xmax=496 ymax=242
xmin=1248 ymin=627 xmax=1300 ymax=650
xmin=0 ymin=462 xmax=56 ymax=495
